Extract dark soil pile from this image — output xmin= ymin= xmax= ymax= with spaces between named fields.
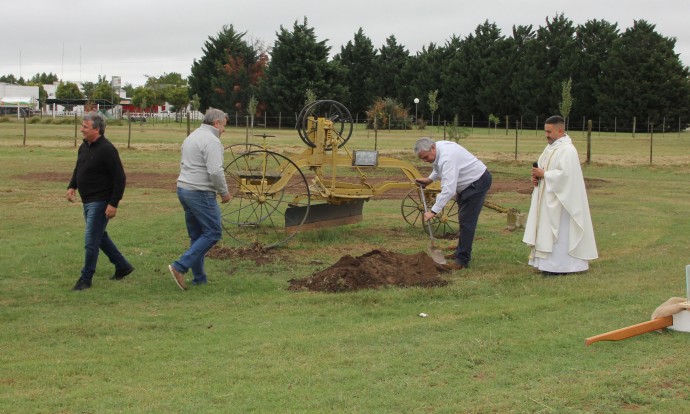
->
xmin=288 ymin=249 xmax=450 ymax=293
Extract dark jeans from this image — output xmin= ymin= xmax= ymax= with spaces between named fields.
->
xmin=454 ymin=169 xmax=492 ymax=267
xmin=172 ymin=188 xmax=222 ymax=284
xmin=80 ymin=200 xmax=130 ymax=282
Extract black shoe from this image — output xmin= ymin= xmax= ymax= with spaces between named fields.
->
xmin=542 ymin=271 xmax=567 ymax=277
xmin=111 ymin=265 xmax=135 ymax=280
xmin=72 ymin=279 xmax=92 ymax=291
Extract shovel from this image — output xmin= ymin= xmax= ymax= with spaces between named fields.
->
xmin=418 ymin=184 xmax=446 ymax=265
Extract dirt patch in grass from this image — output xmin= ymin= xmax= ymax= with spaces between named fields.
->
xmin=206 ymin=245 xmax=284 ymax=265
xmin=288 ymin=248 xmax=451 ymax=292
xmin=18 ymin=171 xmax=542 ymax=198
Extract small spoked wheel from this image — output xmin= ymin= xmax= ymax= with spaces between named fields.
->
xmin=222 ymin=150 xmax=310 ymax=249
xmin=296 ymin=100 xmax=353 ymax=149
xmin=400 ymin=188 xmax=459 ymax=238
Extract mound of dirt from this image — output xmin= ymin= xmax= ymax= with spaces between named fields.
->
xmin=288 ymin=249 xmax=450 ymax=293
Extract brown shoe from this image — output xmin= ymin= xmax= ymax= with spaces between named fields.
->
xmin=168 ymin=265 xmax=187 ymax=290
xmin=444 ymin=253 xmax=456 ymax=259
xmin=445 ymin=262 xmax=465 ymax=270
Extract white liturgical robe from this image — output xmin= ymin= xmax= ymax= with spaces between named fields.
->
xmin=522 ymin=135 xmax=598 ymax=273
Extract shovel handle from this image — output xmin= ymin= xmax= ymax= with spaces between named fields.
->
xmin=418 ymin=184 xmax=435 ymax=240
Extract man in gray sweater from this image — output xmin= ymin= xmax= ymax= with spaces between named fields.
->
xmin=169 ymin=108 xmax=231 ymax=290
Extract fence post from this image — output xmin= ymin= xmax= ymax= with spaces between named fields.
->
xmin=23 ymin=116 xmax=27 ymax=146
xmin=245 ymin=116 xmax=250 ymax=145
xmin=586 ymin=119 xmax=592 ymax=165
xmin=649 ymin=123 xmax=654 ymax=165
xmin=187 ymin=112 xmax=192 ymax=136
xmin=128 ymin=115 xmax=132 ymax=148
xmin=614 ymin=117 xmax=617 ymax=136
xmin=514 ymin=121 xmax=518 ymax=160
xmin=632 ymin=117 xmax=636 ymax=138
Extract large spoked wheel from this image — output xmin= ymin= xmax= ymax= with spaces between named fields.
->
xmin=225 ymin=143 xmax=264 ymax=160
xmin=400 ymin=189 xmax=459 ymax=238
xmin=296 ymin=100 xmax=353 ymax=149
xmin=222 ymin=150 xmax=310 ymax=249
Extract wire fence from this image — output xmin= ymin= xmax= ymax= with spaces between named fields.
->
xmin=227 ymin=112 xmax=687 ymax=135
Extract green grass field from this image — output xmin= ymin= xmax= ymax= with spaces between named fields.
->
xmin=1 ymin=118 xmax=690 ymax=413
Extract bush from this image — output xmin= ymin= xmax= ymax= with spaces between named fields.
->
xmin=366 ymin=98 xmax=410 ymax=130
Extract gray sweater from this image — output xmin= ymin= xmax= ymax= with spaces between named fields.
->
xmin=176 ymin=123 xmax=229 ymax=196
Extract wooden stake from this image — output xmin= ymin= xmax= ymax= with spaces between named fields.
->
xmin=585 ymin=316 xmax=673 ymax=346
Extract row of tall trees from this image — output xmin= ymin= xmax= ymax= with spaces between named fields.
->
xmin=4 ymin=15 xmax=689 ymax=129
xmin=188 ymin=16 xmax=690 ymax=130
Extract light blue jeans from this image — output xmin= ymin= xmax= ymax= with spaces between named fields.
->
xmin=172 ymin=188 xmax=222 ymax=284
xmin=80 ymin=200 xmax=130 ymax=282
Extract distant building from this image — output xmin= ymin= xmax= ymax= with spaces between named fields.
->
xmin=0 ymin=83 xmax=39 ymax=116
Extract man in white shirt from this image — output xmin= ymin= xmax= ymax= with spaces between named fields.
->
xmin=414 ymin=137 xmax=492 ymax=269
xmin=522 ymin=115 xmax=598 ymax=276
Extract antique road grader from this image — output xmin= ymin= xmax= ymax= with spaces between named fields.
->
xmin=220 ymin=100 xmax=461 ymax=249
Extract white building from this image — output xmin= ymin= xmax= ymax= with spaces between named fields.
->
xmin=0 ymin=83 xmax=39 ymax=116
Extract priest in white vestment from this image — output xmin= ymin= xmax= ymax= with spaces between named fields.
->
xmin=522 ymin=115 xmax=598 ymax=275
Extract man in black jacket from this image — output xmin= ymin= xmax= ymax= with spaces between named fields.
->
xmin=67 ymin=112 xmax=134 ymax=291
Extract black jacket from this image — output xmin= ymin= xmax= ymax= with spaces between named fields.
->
xmin=68 ymin=136 xmax=126 ymax=207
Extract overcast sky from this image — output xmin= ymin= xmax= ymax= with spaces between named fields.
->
xmin=2 ymin=0 xmax=689 ymax=87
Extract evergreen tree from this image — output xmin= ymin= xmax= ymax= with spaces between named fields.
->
xmin=572 ymin=19 xmax=619 ymax=121
xmin=259 ymin=17 xmax=345 ymax=117
xmin=29 ymin=72 xmax=59 ymax=84
xmin=189 ymin=25 xmax=267 ymax=114
xmin=536 ymin=14 xmax=578 ymax=117
xmin=333 ymin=28 xmax=377 ymax=118
xmin=469 ymin=22 xmax=514 ymax=120
xmin=509 ymin=24 xmax=541 ymax=120
xmin=443 ymin=22 xmax=517 ymax=123
xmin=598 ymin=20 xmax=690 ymax=130
xmin=405 ymin=41 xmax=455 ymax=123
xmin=372 ymin=35 xmax=411 ymax=102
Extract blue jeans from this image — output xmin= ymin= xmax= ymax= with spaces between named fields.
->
xmin=80 ymin=200 xmax=130 ymax=282
xmin=454 ymin=169 xmax=492 ymax=267
xmin=172 ymin=188 xmax=222 ymax=283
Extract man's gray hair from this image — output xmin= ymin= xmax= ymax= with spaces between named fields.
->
xmin=203 ymin=107 xmax=228 ymax=126
xmin=413 ymin=137 xmax=435 ymax=155
xmin=84 ymin=111 xmax=107 ymax=134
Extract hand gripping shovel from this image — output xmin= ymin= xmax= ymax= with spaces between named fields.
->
xmin=418 ymin=184 xmax=446 ymax=265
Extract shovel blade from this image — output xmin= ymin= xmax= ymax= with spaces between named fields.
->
xmin=427 ymin=246 xmax=447 ymax=264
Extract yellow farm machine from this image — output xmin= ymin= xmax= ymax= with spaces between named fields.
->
xmin=221 ymin=100 xmax=458 ymax=248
